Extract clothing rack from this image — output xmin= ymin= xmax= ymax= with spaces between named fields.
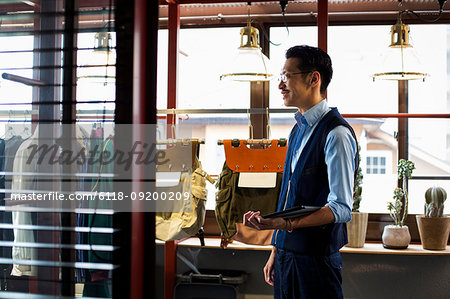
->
xmin=1 ymin=110 xmax=448 ymax=119
xmin=157 ymin=138 xmax=205 ymax=145
xmin=217 ymin=138 xmax=286 ymax=146
xmin=158 ymin=108 xmax=450 ymax=119
xmin=158 ymin=108 xmax=297 ymax=114
xmin=0 ymin=110 xmax=116 ymax=121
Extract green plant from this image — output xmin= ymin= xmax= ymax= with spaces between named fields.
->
xmin=388 ymin=188 xmax=404 ymax=225
xmin=387 ymin=159 xmax=415 ymax=226
xmin=424 ymin=186 xmax=447 ymax=217
xmin=352 ymin=146 xmax=363 ymax=212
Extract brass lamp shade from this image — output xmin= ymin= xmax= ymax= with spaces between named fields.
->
xmin=373 ymin=17 xmax=428 ymax=81
xmin=94 ymin=31 xmax=112 ymax=52
xmin=77 ymin=32 xmax=115 ymax=84
xmin=220 ymin=11 xmax=273 ymax=82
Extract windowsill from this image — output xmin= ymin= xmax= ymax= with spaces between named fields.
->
xmin=156 ymin=237 xmax=450 ymax=256
xmin=340 ymin=243 xmax=450 ymax=255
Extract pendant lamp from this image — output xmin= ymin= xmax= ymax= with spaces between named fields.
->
xmin=372 ymin=14 xmax=428 ymax=81
xmin=77 ymin=31 xmax=116 ymax=85
xmin=220 ymin=6 xmax=273 ymax=81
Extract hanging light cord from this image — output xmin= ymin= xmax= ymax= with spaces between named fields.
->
xmin=399 ymin=0 xmax=447 ymax=23
xmin=405 ymin=9 xmax=443 ymax=23
xmin=249 ymin=1 xmax=290 ymax=47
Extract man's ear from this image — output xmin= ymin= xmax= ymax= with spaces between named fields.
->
xmin=310 ymin=72 xmax=320 ymax=87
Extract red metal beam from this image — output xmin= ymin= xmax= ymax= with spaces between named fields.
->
xmin=167 ymin=2 xmax=180 ymax=134
xmin=164 ymin=240 xmax=179 ymax=299
xmin=160 ymin=0 xmax=280 ymax=5
xmin=318 ymin=0 xmax=328 ymax=98
xmin=317 ymin=0 xmax=328 ymax=52
xmin=164 ymin=3 xmax=181 ymax=299
xmin=131 ymin=0 xmax=158 ymax=298
xmin=341 ymin=113 xmax=450 ymax=118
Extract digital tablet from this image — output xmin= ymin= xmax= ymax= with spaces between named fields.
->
xmin=262 ymin=206 xmax=321 ymax=219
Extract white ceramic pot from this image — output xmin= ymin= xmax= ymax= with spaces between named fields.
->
xmin=382 ymin=225 xmax=411 ymax=249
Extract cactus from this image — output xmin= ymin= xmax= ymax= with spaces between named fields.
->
xmin=388 ymin=188 xmax=404 ymax=226
xmin=387 ymin=159 xmax=415 ymax=226
xmin=352 ymin=145 xmax=363 ymax=212
xmin=424 ymin=186 xmax=447 ymax=217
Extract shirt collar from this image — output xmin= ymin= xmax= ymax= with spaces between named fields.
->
xmin=294 ymin=99 xmax=329 ymax=128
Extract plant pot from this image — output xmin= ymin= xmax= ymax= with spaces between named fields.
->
xmin=382 ymin=225 xmax=411 ymax=249
xmin=416 ymin=215 xmax=450 ymax=250
xmin=346 ymin=212 xmax=368 ymax=248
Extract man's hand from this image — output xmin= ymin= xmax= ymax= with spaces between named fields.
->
xmin=264 ymin=247 xmax=276 ymax=286
xmin=243 ymin=211 xmax=286 ymax=231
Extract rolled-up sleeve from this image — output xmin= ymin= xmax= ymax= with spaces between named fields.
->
xmin=324 ymin=125 xmax=357 ymax=223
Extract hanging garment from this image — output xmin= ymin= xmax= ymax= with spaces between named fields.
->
xmin=1 ymin=136 xmax=25 ymax=289
xmin=10 ymin=128 xmax=39 ymax=276
xmin=87 ymin=134 xmax=113 ymax=264
xmin=10 ymin=125 xmax=88 ymax=277
xmin=215 ymin=139 xmax=286 ymax=247
xmin=155 ymin=158 xmax=210 ymax=241
xmin=0 ymin=139 xmax=6 ymax=269
xmin=215 ymin=163 xmax=283 ymax=246
xmin=74 ymin=126 xmax=90 ymax=283
xmin=82 ymin=127 xmax=113 ymax=298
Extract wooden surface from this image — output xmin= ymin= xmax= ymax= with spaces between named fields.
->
xmin=157 ymin=237 xmax=450 ymax=256
xmin=341 ymin=243 xmax=450 ymax=256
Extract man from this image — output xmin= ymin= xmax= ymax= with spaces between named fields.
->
xmin=243 ymin=45 xmax=358 ymax=299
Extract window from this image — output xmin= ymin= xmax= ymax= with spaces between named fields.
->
xmin=367 ymin=156 xmax=386 ymax=174
xmin=326 ymin=25 xmax=450 ymax=215
xmin=158 ymin=28 xmax=255 ymax=210
xmin=0 ymin=1 xmax=121 ymax=297
xmin=156 ymin=24 xmax=450 ymax=214
xmin=0 ymin=36 xmax=33 ymax=111
xmin=158 ymin=28 xmax=251 ymax=110
xmin=365 ymin=151 xmax=392 ymax=175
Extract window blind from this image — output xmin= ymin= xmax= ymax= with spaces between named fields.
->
xmin=0 ymin=1 xmax=123 ymax=297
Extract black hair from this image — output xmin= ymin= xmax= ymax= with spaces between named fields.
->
xmin=285 ymin=45 xmax=333 ymax=95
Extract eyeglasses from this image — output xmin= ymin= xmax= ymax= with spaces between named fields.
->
xmin=278 ymin=71 xmax=312 ymax=83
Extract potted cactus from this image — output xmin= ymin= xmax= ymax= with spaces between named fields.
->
xmin=346 ymin=148 xmax=368 ymax=248
xmin=416 ymin=186 xmax=450 ymax=250
xmin=382 ymin=159 xmax=415 ymax=249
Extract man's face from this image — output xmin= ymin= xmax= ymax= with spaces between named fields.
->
xmin=278 ymin=57 xmax=311 ymax=109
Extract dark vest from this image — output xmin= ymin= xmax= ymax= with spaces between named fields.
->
xmin=271 ymin=108 xmax=358 ymax=255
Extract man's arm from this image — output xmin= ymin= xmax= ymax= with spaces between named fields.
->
xmin=324 ymin=125 xmax=357 ymax=223
xmin=264 ymin=247 xmax=277 ymax=286
xmin=290 ymin=205 xmax=335 ymax=228
xmin=243 ymin=206 xmax=335 ymax=230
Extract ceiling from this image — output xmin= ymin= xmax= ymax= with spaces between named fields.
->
xmin=1 ymin=0 xmax=449 ymax=33
xmin=158 ymin=0 xmax=450 ymax=27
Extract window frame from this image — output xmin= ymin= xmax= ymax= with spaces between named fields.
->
xmin=157 ymin=1 xmax=450 ymax=243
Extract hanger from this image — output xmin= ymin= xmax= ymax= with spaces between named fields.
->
xmin=217 ymin=105 xmax=288 ymax=171
xmin=170 ymin=108 xmax=176 ymax=140
xmin=20 ymin=111 xmax=31 ymax=138
xmin=156 ymin=139 xmax=205 ymax=172
xmin=219 ymin=139 xmax=287 ymax=173
xmin=247 ymin=108 xmax=253 ymax=140
xmin=2 ymin=111 xmax=14 ymax=139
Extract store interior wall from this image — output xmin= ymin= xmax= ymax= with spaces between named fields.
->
xmin=155 ymin=245 xmax=449 ymax=299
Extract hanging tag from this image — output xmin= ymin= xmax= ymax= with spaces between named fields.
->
xmin=156 ymin=172 xmax=181 ymax=187
xmin=238 ymin=172 xmax=277 ymax=188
